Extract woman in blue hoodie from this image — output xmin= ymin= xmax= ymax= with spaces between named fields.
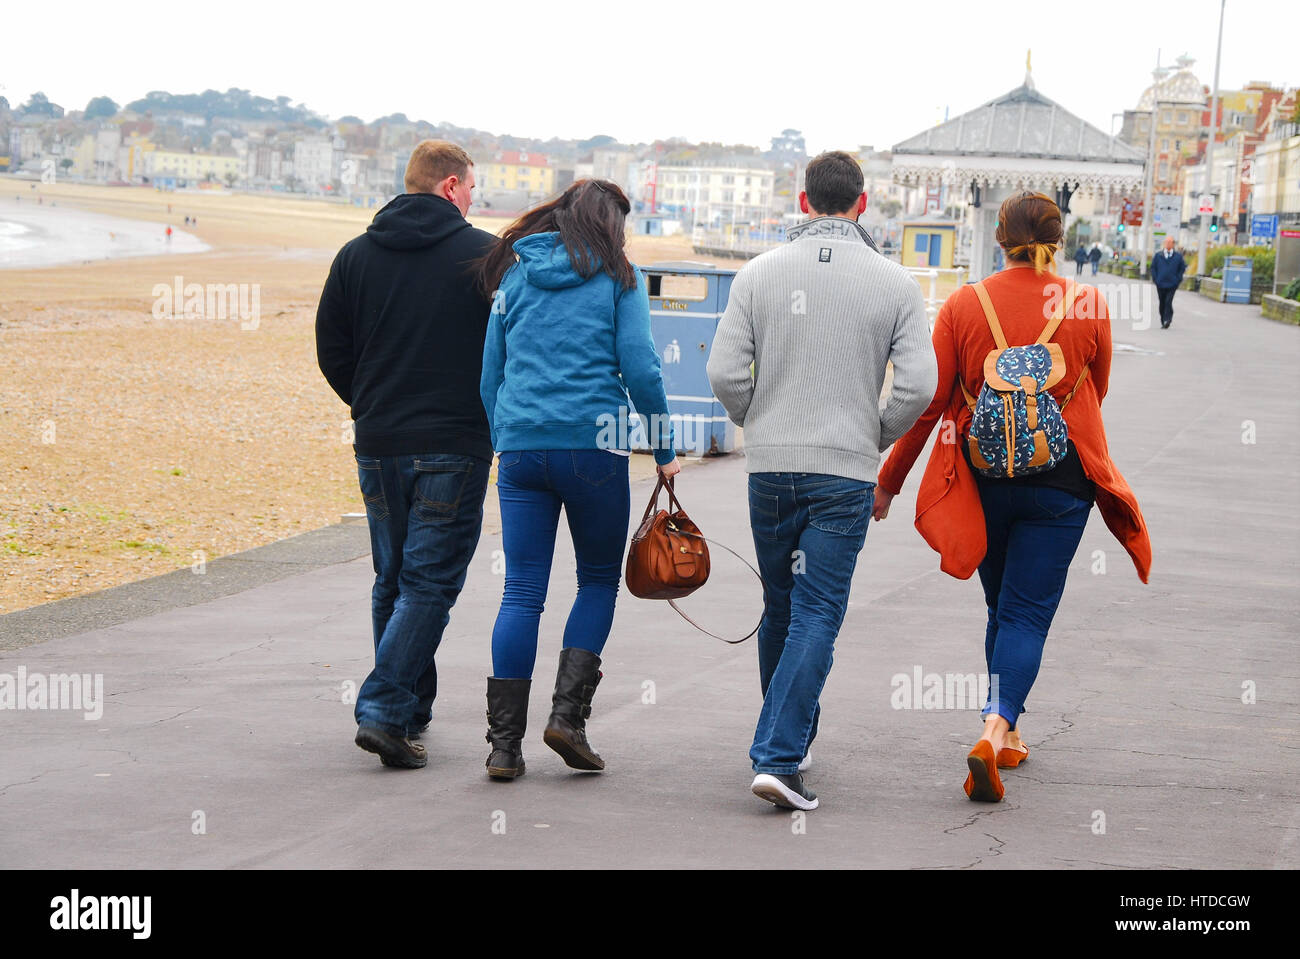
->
xmin=477 ymin=179 xmax=679 ymax=780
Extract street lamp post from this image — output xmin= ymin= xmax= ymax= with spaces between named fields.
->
xmin=1140 ymin=53 xmax=1167 ymax=278
xmin=1107 ymin=112 xmax=1124 ymax=241
xmin=1197 ymin=0 xmax=1227 ymax=276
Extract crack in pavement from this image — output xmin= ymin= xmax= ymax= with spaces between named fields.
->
xmin=149 ymin=705 xmax=202 ymax=726
xmin=1014 ymin=773 xmax=1245 ymax=792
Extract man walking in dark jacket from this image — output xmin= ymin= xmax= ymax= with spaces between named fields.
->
xmin=1150 ymin=235 xmax=1187 ymax=329
xmin=317 ymin=140 xmax=495 ymax=768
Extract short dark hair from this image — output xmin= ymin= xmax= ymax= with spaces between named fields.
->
xmin=804 ymin=151 xmax=863 ymax=216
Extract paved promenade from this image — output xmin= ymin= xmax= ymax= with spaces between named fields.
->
xmin=1 ymin=276 xmax=1296 ymax=869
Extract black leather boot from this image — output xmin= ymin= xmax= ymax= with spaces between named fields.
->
xmin=543 ymin=647 xmax=605 ymax=771
xmin=485 ymin=678 xmax=530 ymax=780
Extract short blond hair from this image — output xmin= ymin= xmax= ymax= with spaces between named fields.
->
xmin=404 ymin=140 xmax=472 ymax=194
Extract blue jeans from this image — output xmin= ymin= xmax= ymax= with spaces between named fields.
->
xmin=354 ymin=452 xmax=490 ymax=737
xmin=976 ymin=483 xmax=1091 ymax=728
xmin=490 ymin=450 xmax=631 ymax=679
xmin=747 ymin=472 xmax=874 ymax=774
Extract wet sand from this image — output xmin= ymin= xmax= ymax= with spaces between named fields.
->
xmin=0 ymin=198 xmax=209 ymax=269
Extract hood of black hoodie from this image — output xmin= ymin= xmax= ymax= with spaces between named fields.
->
xmin=366 ymin=193 xmax=470 ymax=250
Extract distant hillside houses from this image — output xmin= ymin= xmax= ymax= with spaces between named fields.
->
xmin=1 ymin=89 xmax=886 ymax=225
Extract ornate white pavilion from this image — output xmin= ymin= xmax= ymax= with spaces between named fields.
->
xmin=892 ymin=69 xmax=1146 ymax=280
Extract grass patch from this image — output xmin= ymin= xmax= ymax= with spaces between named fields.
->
xmin=118 ymin=540 xmax=170 ymax=554
xmin=3 ymin=538 xmax=41 ymax=556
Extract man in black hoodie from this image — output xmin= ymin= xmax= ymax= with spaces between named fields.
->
xmin=317 ymin=140 xmax=495 ymax=768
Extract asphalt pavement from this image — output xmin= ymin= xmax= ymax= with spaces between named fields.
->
xmin=1 ymin=276 xmax=1296 ymax=869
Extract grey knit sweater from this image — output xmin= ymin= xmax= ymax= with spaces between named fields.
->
xmin=706 ymin=217 xmax=938 ymax=483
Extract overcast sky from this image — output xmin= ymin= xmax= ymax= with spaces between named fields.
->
xmin=3 ymin=0 xmax=1293 ymax=153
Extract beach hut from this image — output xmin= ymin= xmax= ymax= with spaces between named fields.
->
xmin=901 ymin=218 xmax=959 ymax=269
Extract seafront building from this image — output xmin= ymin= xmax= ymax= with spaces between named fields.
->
xmin=891 ymin=67 xmax=1145 ymax=280
xmin=479 ymin=150 xmax=555 ymax=196
xmin=653 ymin=158 xmax=775 ymax=232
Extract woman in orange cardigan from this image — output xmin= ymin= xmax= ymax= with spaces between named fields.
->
xmin=874 ymin=191 xmax=1151 ymax=803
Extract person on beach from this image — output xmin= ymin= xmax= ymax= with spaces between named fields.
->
xmin=706 ymin=151 xmax=937 ymax=811
xmin=476 ymin=179 xmax=679 ymax=781
xmin=316 ymin=140 xmax=495 ymax=769
xmin=1150 ymin=235 xmax=1187 ymax=329
xmin=873 ymin=190 xmax=1151 ymax=803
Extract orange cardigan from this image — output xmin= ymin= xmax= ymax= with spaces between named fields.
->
xmin=877 ymin=267 xmax=1152 ymax=583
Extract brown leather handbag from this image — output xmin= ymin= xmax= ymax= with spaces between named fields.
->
xmin=625 ymin=476 xmax=761 ymax=644
xmin=626 ymin=476 xmax=709 ymax=599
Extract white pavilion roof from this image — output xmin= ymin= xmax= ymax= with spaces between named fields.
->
xmin=893 ymin=82 xmax=1145 ymax=163
xmin=890 ymin=79 xmax=1146 ymax=192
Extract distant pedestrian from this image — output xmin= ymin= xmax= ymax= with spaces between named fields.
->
xmin=1073 ymin=243 xmax=1087 ymax=275
xmin=1089 ymin=243 xmax=1102 ymax=275
xmin=316 ymin=140 xmax=496 ymax=770
xmin=874 ymin=190 xmax=1151 ymax=804
xmin=1150 ymin=236 xmax=1186 ymax=329
xmin=165 ymin=225 xmax=172 ymax=242
xmin=477 ymin=179 xmax=679 ymax=781
xmin=707 ymin=151 xmax=937 ymax=811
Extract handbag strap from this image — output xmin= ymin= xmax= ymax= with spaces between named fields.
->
xmin=639 ymin=474 xmax=762 ymax=643
xmin=664 ymin=529 xmax=764 ymax=645
xmin=640 ymin=474 xmax=685 ymax=523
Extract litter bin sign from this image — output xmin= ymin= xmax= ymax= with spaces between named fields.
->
xmin=630 ymin=261 xmax=738 ymax=456
xmin=1222 ymin=256 xmax=1252 ymax=304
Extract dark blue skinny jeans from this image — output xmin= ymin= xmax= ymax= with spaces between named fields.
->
xmin=490 ymin=450 xmax=631 ymax=679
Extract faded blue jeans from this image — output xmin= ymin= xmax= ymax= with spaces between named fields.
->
xmin=747 ymin=472 xmax=874 ymax=775
xmin=354 ymin=451 xmax=490 ymax=737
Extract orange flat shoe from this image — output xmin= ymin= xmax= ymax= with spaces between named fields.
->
xmin=996 ymin=743 xmax=1029 ymax=769
xmin=964 ymin=740 xmax=1005 ymax=802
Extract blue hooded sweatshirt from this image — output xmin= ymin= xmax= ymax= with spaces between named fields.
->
xmin=480 ymin=232 xmax=676 ymax=464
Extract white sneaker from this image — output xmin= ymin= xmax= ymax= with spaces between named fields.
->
xmin=798 ymin=749 xmax=811 ymax=772
xmin=751 ymin=772 xmax=819 ymax=810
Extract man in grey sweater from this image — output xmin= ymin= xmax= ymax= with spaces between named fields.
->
xmin=706 ymin=150 xmax=937 ymax=811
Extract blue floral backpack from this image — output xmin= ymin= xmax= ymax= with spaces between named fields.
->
xmin=960 ymin=280 xmax=1091 ymax=478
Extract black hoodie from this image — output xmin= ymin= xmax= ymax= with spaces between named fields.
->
xmin=316 ymin=193 xmax=496 ymax=459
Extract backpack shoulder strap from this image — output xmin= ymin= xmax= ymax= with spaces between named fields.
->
xmin=1061 ymin=366 xmax=1090 ymax=410
xmin=971 ymin=282 xmax=1008 ymax=350
xmin=1037 ymin=281 xmax=1080 ymax=344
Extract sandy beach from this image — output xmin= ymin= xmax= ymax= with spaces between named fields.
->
xmin=0 ymin=178 xmax=744 ymax=613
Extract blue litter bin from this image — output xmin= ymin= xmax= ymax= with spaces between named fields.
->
xmin=1222 ymin=256 xmax=1252 ymax=304
xmin=629 ymin=261 xmax=739 ymax=456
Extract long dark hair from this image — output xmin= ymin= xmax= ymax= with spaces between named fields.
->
xmin=478 ymin=179 xmax=635 ymax=294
